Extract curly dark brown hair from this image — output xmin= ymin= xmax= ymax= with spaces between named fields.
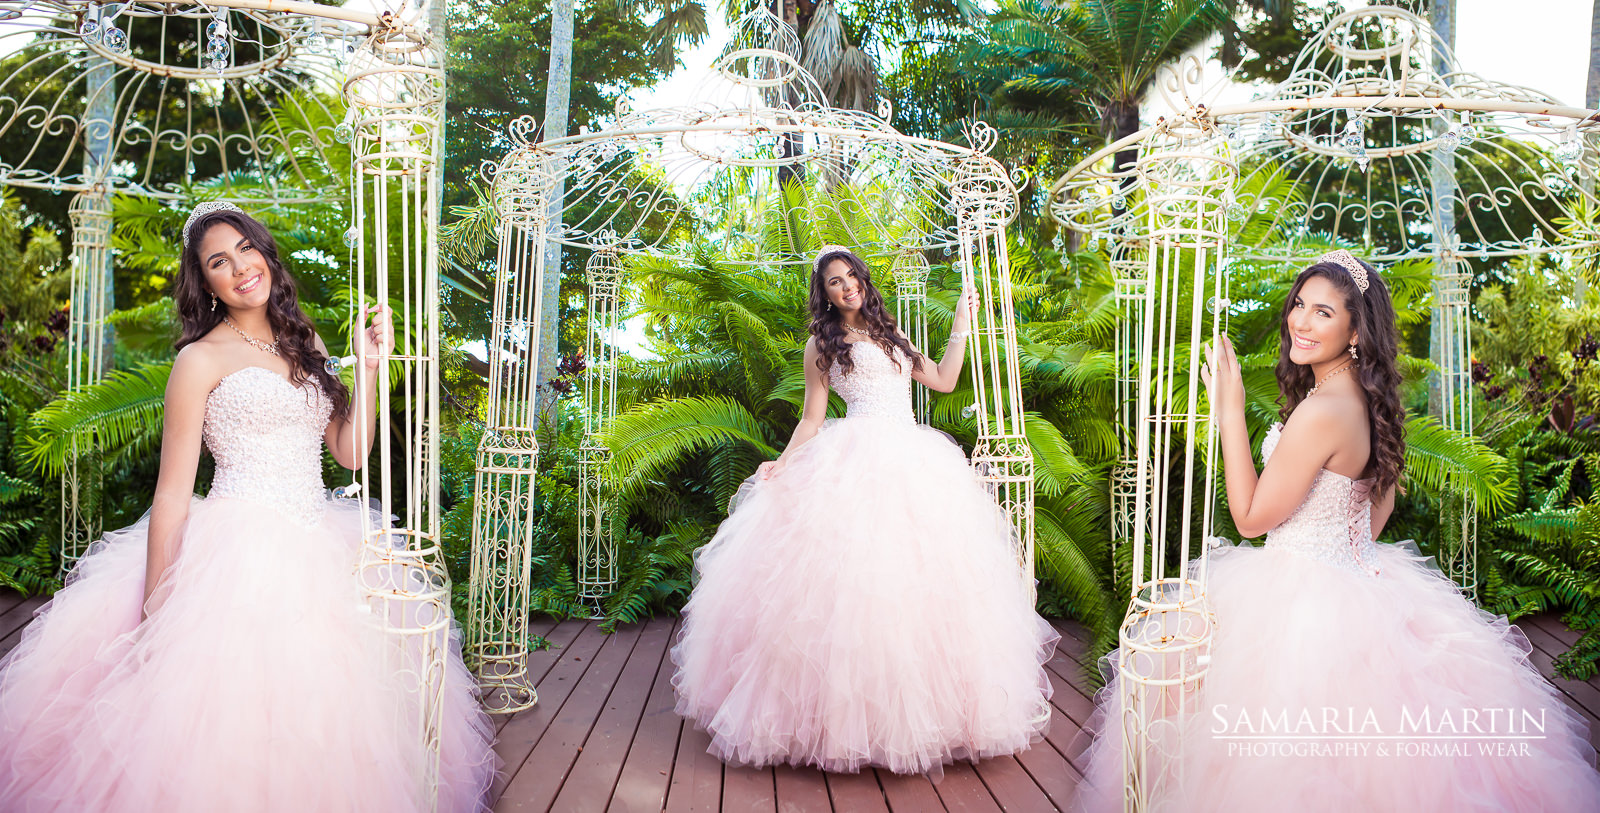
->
xmin=808 ymin=248 xmax=923 ymax=377
xmin=175 ymin=209 xmax=351 ymax=423
xmin=1275 ymin=258 xmax=1406 ymax=497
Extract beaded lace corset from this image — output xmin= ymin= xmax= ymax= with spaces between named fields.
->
xmin=1261 ymin=422 xmax=1381 ymax=576
xmin=828 ymin=341 xmax=914 ymax=423
xmin=203 ymin=367 xmax=331 ymax=526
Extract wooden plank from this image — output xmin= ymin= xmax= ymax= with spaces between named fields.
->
xmin=1519 ymin=621 xmax=1600 ymax=731
xmin=489 ymin=622 xmax=610 ymax=805
xmin=969 ymin=756 xmax=1055 ymax=813
xmin=1041 ymin=655 xmax=1099 ymax=727
xmin=825 ymin=769 xmax=890 ymax=813
xmin=487 ymin=617 xmax=569 ymax=736
xmin=1039 ymin=670 xmax=1093 ymax=773
xmin=874 ymin=770 xmax=941 ymax=813
xmin=550 ymin=618 xmax=675 ymax=813
xmin=0 ymin=597 xmax=48 ymax=661
xmin=721 ymin=764 xmax=777 ymax=812
xmin=608 ymin=620 xmax=686 ymax=813
xmin=773 ymin=766 xmax=832 ymax=813
xmin=664 ymin=720 xmax=722 ymax=813
xmin=1011 ymin=730 xmax=1083 ymax=811
xmin=930 ymin=762 xmax=1001 ymax=812
xmin=0 ymin=595 xmax=46 ymax=642
xmin=0 ymin=590 xmax=29 ymax=617
xmin=496 ymin=622 xmax=648 ymax=812
xmin=1524 ymin=613 xmax=1581 ymax=649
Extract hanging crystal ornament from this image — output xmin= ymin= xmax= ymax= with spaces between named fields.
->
xmin=343 ymin=226 xmax=360 ymax=247
xmin=333 ymin=107 xmax=356 ymax=144
xmin=1436 ymin=127 xmax=1461 ymax=157
xmin=1555 ymin=125 xmax=1583 ymax=163
xmin=101 ymin=24 xmax=128 ymax=52
xmin=78 ymin=14 xmax=100 ymax=44
xmin=1257 ymin=112 xmax=1278 ymax=144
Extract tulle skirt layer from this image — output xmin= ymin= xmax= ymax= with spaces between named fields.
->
xmin=1071 ymin=541 xmax=1600 ymax=812
xmin=0 ymin=495 xmax=496 ymax=813
xmin=671 ymin=416 xmax=1059 ymax=776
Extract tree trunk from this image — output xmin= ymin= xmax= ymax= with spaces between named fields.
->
xmin=1589 ymin=0 xmax=1600 ymax=108
xmin=778 ymin=0 xmax=805 ymax=188
xmin=1108 ymin=99 xmax=1140 ymax=193
xmin=536 ymin=0 xmax=576 ymax=435
xmin=1427 ymin=0 xmax=1457 ymax=421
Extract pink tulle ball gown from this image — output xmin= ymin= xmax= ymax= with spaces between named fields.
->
xmin=1071 ymin=423 xmax=1600 ymax=812
xmin=671 ymin=341 xmax=1060 ymax=776
xmin=0 ymin=367 xmax=496 ymax=812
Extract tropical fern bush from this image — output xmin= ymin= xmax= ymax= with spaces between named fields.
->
xmin=1466 ymin=257 xmax=1600 ymax=680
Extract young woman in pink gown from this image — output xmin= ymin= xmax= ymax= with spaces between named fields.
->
xmin=670 ymin=245 xmax=1060 ymax=776
xmin=1070 ymin=251 xmax=1600 ymax=811
xmin=0 ymin=203 xmax=496 ymax=812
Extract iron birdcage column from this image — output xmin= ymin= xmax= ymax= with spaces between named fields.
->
xmin=953 ymin=145 xmax=1036 ymax=595
xmin=892 ymin=246 xmax=931 ymax=424
xmin=344 ymin=28 xmax=453 ymax=799
xmin=467 ymin=142 xmax=555 ymax=714
xmin=59 ymin=189 xmax=112 ymax=576
xmin=577 ymin=243 xmax=624 ymax=614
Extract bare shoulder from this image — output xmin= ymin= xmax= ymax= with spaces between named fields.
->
xmin=311 ymin=332 xmax=329 ymax=355
xmin=168 ymin=342 xmax=225 ymax=400
xmin=1280 ymin=394 xmax=1363 ymax=452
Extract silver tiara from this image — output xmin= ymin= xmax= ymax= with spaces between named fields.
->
xmin=1318 ymin=249 xmax=1370 ymax=293
xmin=182 ymin=201 xmax=245 ymax=248
xmin=813 ymin=244 xmax=851 ymax=275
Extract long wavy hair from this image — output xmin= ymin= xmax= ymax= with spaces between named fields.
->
xmin=808 ymin=248 xmax=922 ymax=377
xmin=175 ymin=209 xmax=351 ymax=422
xmin=1275 ymin=258 xmax=1405 ymax=496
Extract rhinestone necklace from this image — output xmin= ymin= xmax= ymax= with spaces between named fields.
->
xmin=1306 ymin=361 xmax=1354 ymax=398
xmin=222 ymin=316 xmax=280 ymax=357
xmin=843 ymin=324 xmax=872 ymax=337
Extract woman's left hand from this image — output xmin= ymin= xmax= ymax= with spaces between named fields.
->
xmin=1199 ymin=333 xmax=1245 ymax=415
xmin=953 ymin=286 xmax=979 ymax=329
xmin=358 ymin=303 xmax=394 ymax=371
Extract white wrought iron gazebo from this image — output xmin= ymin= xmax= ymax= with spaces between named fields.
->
xmin=465 ymin=8 xmax=1036 ymax=713
xmin=1 ymin=0 xmax=456 ymax=804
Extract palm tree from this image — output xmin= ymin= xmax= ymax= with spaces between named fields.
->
xmin=975 ymin=0 xmax=1231 ymax=176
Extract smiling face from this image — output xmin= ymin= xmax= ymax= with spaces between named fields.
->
xmin=822 ymin=258 xmax=864 ymax=312
xmin=1286 ymin=273 xmax=1358 ymax=366
xmin=197 ymin=222 xmax=272 ymax=313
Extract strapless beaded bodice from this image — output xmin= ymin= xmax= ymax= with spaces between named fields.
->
xmin=1261 ymin=422 xmax=1381 ymax=576
xmin=203 ymin=366 xmax=332 ymax=526
xmin=828 ymin=341 xmax=914 ymax=423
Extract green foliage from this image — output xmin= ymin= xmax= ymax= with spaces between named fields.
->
xmin=0 ymin=190 xmax=67 ymax=362
xmin=23 ymin=361 xmax=172 ymax=477
xmin=0 ymin=359 xmax=65 ymax=595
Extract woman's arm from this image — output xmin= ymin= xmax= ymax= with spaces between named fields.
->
xmin=1202 ymin=334 xmax=1342 ymax=538
xmin=758 ymin=339 xmax=831 ymax=480
xmin=910 ymin=288 xmax=977 ymax=394
xmin=321 ymin=304 xmax=392 ymax=471
xmin=1370 ymin=485 xmax=1396 ymax=540
xmin=144 ymin=346 xmax=215 ymax=617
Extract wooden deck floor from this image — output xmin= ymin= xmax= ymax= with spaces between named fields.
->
xmin=1 ymin=591 xmax=1597 ymax=811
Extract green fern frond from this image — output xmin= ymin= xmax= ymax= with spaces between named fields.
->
xmin=23 ymin=361 xmax=173 ymax=476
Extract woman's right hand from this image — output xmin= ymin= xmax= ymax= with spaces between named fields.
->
xmin=757 ymin=459 xmax=787 ymax=480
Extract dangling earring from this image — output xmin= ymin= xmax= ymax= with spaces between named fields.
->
xmin=1349 ymin=343 xmax=1359 ymax=360
xmin=210 ymin=293 xmax=217 ymax=312
xmin=827 ymin=301 xmax=833 ymax=311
